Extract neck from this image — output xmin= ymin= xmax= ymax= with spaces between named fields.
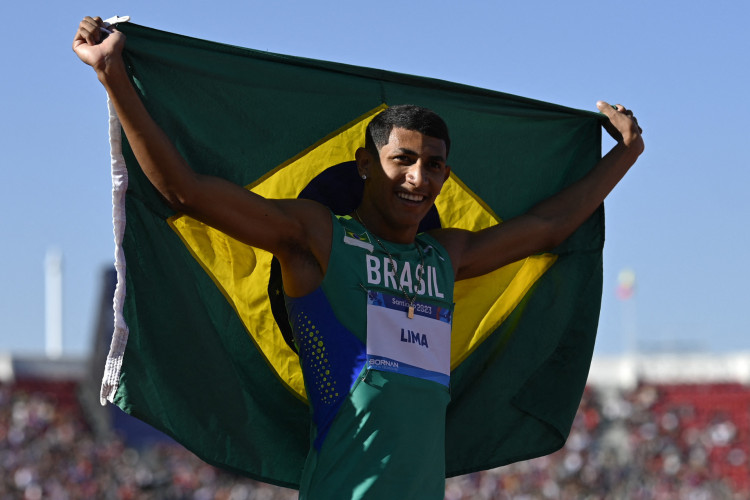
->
xmin=353 ymin=205 xmax=417 ymax=245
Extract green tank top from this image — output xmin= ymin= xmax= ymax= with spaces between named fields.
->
xmin=287 ymin=213 xmax=455 ymax=499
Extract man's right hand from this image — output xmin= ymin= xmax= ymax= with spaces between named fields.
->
xmin=72 ymin=16 xmax=126 ymax=77
xmin=71 ymin=16 xmax=332 ymax=297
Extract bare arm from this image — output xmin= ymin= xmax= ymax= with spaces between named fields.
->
xmin=436 ymin=102 xmax=644 ymax=281
xmin=73 ymin=17 xmax=331 ymax=295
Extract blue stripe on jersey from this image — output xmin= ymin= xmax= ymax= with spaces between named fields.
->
xmin=285 ymin=287 xmax=366 ymax=450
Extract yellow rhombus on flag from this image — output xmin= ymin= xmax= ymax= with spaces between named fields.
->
xmin=169 ymin=105 xmax=556 ymax=400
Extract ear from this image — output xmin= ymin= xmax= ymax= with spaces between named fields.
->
xmin=355 ymin=147 xmax=374 ymax=178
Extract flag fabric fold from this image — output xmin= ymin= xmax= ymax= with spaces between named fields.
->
xmin=102 ymin=22 xmax=605 ymax=488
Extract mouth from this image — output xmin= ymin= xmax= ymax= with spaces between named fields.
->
xmin=397 ymin=191 xmax=426 ymax=203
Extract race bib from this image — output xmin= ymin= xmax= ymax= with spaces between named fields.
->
xmin=365 ymin=290 xmax=452 ymax=386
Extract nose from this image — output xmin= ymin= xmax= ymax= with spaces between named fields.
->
xmin=406 ymin=162 xmax=425 ymax=186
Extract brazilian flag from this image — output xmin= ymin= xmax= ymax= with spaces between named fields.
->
xmin=101 ymin=23 xmax=605 ymax=487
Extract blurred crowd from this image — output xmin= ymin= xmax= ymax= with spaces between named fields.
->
xmin=1 ymin=380 xmax=748 ymax=499
xmin=0 ymin=382 xmax=296 ymax=500
xmin=444 ymin=383 xmax=749 ymax=499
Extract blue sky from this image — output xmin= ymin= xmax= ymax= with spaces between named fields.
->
xmin=1 ymin=1 xmax=748 ymax=357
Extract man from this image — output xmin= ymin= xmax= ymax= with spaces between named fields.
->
xmin=74 ymin=16 xmax=643 ymax=499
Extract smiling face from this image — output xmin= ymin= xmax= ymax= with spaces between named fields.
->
xmin=356 ymin=127 xmax=451 ymax=242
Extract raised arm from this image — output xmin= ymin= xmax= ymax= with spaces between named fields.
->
xmin=73 ymin=17 xmax=331 ymax=296
xmin=437 ymin=102 xmax=644 ymax=281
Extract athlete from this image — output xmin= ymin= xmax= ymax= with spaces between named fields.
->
xmin=74 ymin=16 xmax=643 ymax=499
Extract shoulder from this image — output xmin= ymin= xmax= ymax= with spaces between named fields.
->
xmin=424 ymin=228 xmax=470 ymax=277
xmin=274 ymin=199 xmax=333 ymax=296
xmin=418 ymin=231 xmax=452 ymax=260
xmin=275 ymin=198 xmax=333 ymax=238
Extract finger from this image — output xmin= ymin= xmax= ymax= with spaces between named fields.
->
xmin=596 ymin=101 xmax=612 ymax=116
xmin=601 ymin=101 xmax=645 ymax=141
xmin=75 ymin=21 xmax=97 ymax=46
xmin=73 ymin=28 xmax=91 ymax=50
xmin=620 ymin=107 xmax=642 ymax=134
xmin=596 ymin=100 xmax=620 ymax=118
xmin=596 ymin=101 xmax=623 ymax=140
xmin=80 ymin=16 xmax=102 ymax=31
xmin=598 ymin=101 xmax=637 ymax=124
xmin=78 ymin=16 xmax=104 ymax=45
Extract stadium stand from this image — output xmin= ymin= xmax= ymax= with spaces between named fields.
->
xmin=1 ymin=268 xmax=748 ymax=499
xmin=3 ymin=369 xmax=749 ymax=498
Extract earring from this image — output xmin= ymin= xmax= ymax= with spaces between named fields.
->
xmin=361 ymin=174 xmax=367 ymax=180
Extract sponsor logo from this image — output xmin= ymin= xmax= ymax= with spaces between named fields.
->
xmin=369 ymin=358 xmax=399 ymax=369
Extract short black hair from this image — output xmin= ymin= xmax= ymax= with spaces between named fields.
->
xmin=365 ymin=105 xmax=451 ymax=158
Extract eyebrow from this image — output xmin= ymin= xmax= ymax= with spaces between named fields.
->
xmin=392 ymin=148 xmax=446 ymax=162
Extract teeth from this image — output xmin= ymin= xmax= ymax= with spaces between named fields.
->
xmin=398 ymin=192 xmax=424 ymax=202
